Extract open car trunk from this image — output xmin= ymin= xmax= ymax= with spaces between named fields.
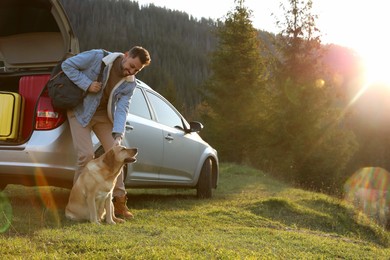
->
xmin=0 ymin=0 xmax=79 ymax=144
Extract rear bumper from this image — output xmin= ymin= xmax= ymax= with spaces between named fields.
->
xmin=0 ymin=123 xmax=75 ymax=187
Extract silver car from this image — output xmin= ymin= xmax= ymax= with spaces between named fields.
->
xmin=0 ymin=0 xmax=219 ymax=198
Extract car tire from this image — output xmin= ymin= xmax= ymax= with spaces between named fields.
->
xmin=196 ymin=158 xmax=212 ymax=199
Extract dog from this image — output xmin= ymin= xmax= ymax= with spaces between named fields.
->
xmin=65 ymin=145 xmax=137 ymax=224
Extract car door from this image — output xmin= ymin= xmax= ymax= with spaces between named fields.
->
xmin=145 ymin=90 xmax=203 ymax=184
xmin=123 ymin=87 xmax=163 ymax=185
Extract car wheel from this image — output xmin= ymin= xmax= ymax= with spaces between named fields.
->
xmin=197 ymin=158 xmax=212 ymax=199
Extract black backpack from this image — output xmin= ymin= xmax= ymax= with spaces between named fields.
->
xmin=47 ymin=50 xmax=108 ymax=110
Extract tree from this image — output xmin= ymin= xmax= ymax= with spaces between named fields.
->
xmin=60 ymin=0 xmax=218 ymax=115
xmin=268 ymin=0 xmax=358 ymax=192
xmin=201 ymin=0 xmax=269 ymax=163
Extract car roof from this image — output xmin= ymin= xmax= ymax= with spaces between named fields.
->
xmin=136 ymin=79 xmax=152 ymax=91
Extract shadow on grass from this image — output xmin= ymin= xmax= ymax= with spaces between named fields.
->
xmin=0 ymin=185 xmax=72 ymax=235
xmin=128 ymin=188 xmax=211 ymax=212
xmin=248 ymin=197 xmax=390 ymax=247
xmin=0 ymin=185 xmax=205 ymax=236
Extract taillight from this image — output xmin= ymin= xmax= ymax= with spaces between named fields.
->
xmin=35 ymin=91 xmax=66 ymax=130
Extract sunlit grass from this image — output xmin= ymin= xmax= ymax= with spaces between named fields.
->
xmin=0 ymin=163 xmax=389 ymax=258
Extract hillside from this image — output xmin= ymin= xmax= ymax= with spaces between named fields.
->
xmin=60 ymin=0 xmax=284 ymax=114
xmin=60 ymin=0 xmax=218 ymax=114
xmin=57 ymin=0 xmax=390 ymax=187
xmin=59 ymin=0 xmax=361 ymax=113
xmin=0 ymin=164 xmax=389 ymax=258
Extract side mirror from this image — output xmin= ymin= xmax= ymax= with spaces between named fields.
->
xmin=189 ymin=121 xmax=204 ymax=133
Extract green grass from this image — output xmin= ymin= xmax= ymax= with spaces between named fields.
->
xmin=0 ymin=163 xmax=389 ymax=259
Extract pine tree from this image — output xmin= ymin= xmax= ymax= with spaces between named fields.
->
xmin=269 ymin=0 xmax=358 ymax=192
xmin=202 ymin=0 xmax=269 ymax=163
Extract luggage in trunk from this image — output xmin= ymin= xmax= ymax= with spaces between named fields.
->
xmin=19 ymin=75 xmax=50 ymax=139
xmin=0 ymin=91 xmax=24 ymax=141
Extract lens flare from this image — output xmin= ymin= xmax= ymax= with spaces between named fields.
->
xmin=363 ymin=51 xmax=390 ymax=87
xmin=0 ymin=192 xmax=13 ymax=233
xmin=344 ymin=167 xmax=390 ymax=227
xmin=34 ymin=168 xmax=62 ymax=226
xmin=315 ymin=79 xmax=325 ymax=88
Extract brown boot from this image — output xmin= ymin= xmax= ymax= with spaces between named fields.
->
xmin=113 ymin=195 xmax=134 ymax=219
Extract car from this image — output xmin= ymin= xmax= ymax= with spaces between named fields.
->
xmin=0 ymin=0 xmax=219 ymax=198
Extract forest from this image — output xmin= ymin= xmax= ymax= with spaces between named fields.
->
xmin=60 ymin=0 xmax=219 ymax=114
xmin=60 ymin=0 xmax=390 ymax=193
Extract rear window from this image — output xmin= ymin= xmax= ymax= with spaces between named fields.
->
xmin=0 ymin=0 xmax=60 ymax=37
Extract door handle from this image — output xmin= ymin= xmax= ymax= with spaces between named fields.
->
xmin=165 ymin=134 xmax=174 ymax=141
xmin=125 ymin=124 xmax=134 ymax=131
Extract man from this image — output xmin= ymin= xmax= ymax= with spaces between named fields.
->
xmin=62 ymin=46 xmax=151 ymax=219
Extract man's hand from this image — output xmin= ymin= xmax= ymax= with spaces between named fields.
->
xmin=88 ymin=81 xmax=102 ymax=93
xmin=114 ymin=137 xmax=122 ymax=146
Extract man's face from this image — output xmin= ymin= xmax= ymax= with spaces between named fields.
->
xmin=121 ymin=52 xmax=144 ymax=77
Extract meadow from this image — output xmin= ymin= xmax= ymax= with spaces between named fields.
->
xmin=0 ymin=163 xmax=389 ymax=259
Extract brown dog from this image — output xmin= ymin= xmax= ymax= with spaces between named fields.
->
xmin=65 ymin=145 xmax=137 ymax=224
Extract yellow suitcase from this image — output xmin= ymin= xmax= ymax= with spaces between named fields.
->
xmin=0 ymin=91 xmax=24 ymax=141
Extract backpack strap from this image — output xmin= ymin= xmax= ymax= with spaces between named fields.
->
xmin=97 ymin=49 xmax=109 ymax=82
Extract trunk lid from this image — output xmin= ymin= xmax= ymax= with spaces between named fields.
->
xmin=0 ymin=0 xmax=78 ymax=143
xmin=0 ymin=0 xmax=79 ymax=71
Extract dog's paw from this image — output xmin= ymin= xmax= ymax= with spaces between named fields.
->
xmin=114 ymin=217 xmax=125 ymax=224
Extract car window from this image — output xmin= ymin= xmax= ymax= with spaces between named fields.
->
xmin=145 ymin=91 xmax=183 ymax=128
xmin=129 ymin=87 xmax=152 ymax=119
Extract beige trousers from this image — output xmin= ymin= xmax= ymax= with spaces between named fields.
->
xmin=67 ymin=109 xmax=126 ymax=197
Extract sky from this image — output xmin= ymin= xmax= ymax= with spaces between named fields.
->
xmin=135 ymin=0 xmax=390 ymax=84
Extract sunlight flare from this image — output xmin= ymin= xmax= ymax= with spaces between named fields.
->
xmin=363 ymin=53 xmax=390 ymax=87
xmin=0 ymin=192 xmax=13 ymax=233
xmin=35 ymin=168 xmax=62 ymax=226
xmin=344 ymin=167 xmax=390 ymax=227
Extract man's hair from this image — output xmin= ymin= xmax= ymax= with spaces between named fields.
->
xmin=129 ymin=46 xmax=151 ymax=66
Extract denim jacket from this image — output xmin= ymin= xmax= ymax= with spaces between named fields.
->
xmin=61 ymin=49 xmax=136 ymax=137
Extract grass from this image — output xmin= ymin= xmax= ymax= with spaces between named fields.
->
xmin=0 ymin=163 xmax=389 ymax=259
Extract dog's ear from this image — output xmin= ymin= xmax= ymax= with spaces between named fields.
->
xmin=103 ymin=149 xmax=115 ymax=167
